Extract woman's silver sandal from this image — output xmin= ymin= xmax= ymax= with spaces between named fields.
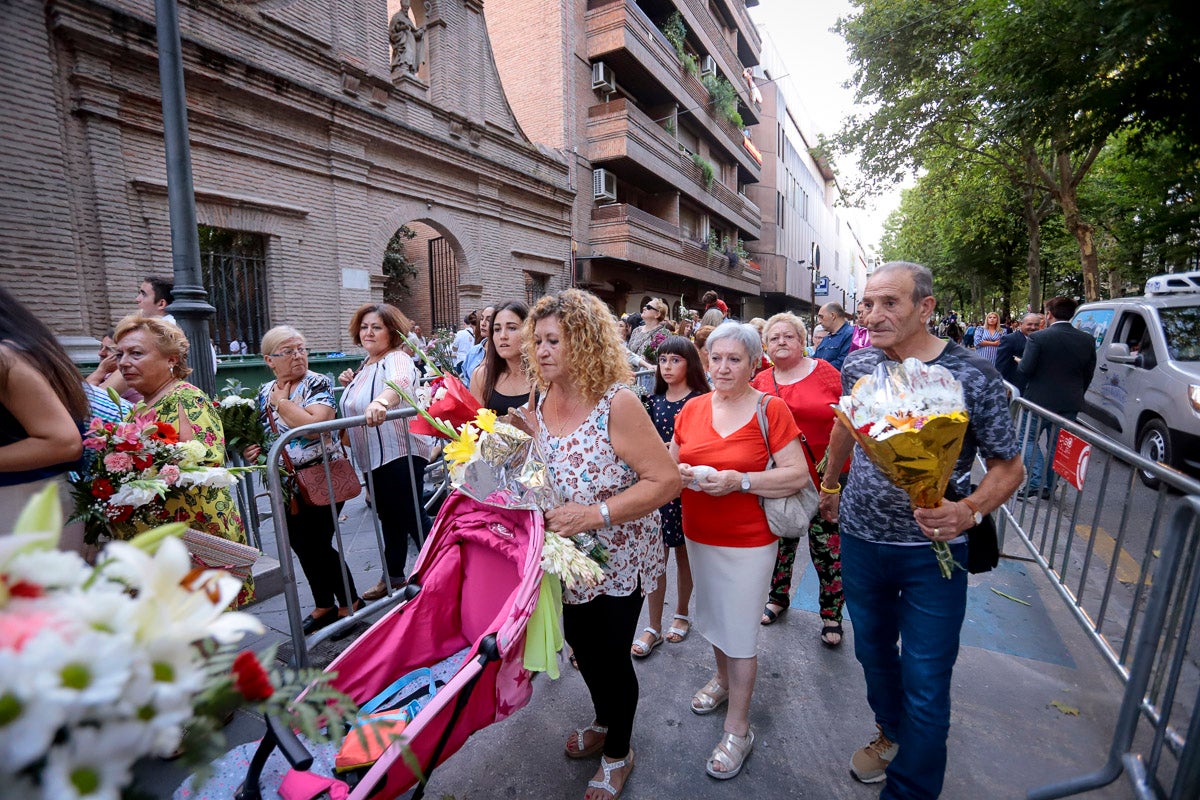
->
xmin=565 ymin=723 xmax=608 ymax=759
xmin=690 ymin=676 xmax=729 ymax=715
xmin=706 ymin=730 xmax=754 ymax=780
xmin=587 ymin=748 xmax=634 ymax=799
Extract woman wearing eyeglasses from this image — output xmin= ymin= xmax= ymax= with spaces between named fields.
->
xmin=244 ymin=326 xmax=360 ymax=635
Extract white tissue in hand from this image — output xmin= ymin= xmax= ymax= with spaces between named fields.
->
xmin=688 ymin=465 xmax=716 ymax=490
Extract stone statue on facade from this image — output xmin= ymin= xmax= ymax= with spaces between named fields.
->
xmin=390 ymin=0 xmax=425 ymax=77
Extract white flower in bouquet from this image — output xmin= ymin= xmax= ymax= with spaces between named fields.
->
xmin=175 ymin=466 xmax=236 ymax=489
xmin=101 ymin=537 xmax=263 ymax=646
xmin=218 ymin=395 xmax=256 ymax=409
xmin=26 ymin=627 xmax=136 ymax=714
xmin=40 ymin=722 xmax=146 ymax=800
xmin=540 ymin=532 xmax=604 ymax=590
xmin=107 ymin=480 xmax=167 ymax=510
xmin=0 ymin=649 xmax=66 ymax=771
xmin=175 ymin=439 xmax=209 ymax=467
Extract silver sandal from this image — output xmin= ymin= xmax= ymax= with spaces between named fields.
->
xmin=565 ymin=723 xmax=608 ymax=759
xmin=665 ymin=614 xmax=691 ymax=643
xmin=587 ymin=748 xmax=634 ymax=799
xmin=690 ymin=676 xmax=729 ymax=715
xmin=630 ymin=627 xmax=663 ymax=658
xmin=706 ymin=729 xmax=754 ymax=780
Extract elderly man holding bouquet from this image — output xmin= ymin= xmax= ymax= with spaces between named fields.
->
xmin=819 ymin=261 xmax=1024 ymax=799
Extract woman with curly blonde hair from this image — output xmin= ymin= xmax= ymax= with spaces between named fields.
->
xmin=524 ymin=288 xmax=680 ymax=800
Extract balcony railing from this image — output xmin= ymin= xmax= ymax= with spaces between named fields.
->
xmin=679 ymin=0 xmax=753 ymax=114
xmin=588 ymin=98 xmax=760 ymax=236
xmin=585 ymin=0 xmax=761 ymax=176
xmin=589 ymin=203 xmax=761 ymax=290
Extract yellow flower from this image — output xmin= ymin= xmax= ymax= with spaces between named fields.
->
xmin=475 ymin=408 xmax=497 ymax=433
xmin=443 ymin=424 xmax=479 ymax=465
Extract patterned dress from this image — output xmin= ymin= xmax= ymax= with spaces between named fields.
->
xmin=153 ymin=382 xmax=253 ymax=605
xmin=646 ymin=390 xmax=701 ymax=548
xmin=537 ymin=383 xmax=666 ymax=604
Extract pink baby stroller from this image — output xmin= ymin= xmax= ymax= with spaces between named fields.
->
xmin=235 ymin=491 xmax=545 ymax=800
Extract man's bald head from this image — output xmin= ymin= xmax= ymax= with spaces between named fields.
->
xmin=1020 ymin=313 xmax=1042 ymax=335
xmin=817 ymin=302 xmax=847 ymax=333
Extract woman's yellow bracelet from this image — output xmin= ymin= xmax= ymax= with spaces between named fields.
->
xmin=819 ymin=483 xmax=842 ymax=495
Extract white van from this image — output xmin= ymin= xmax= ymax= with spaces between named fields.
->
xmin=1071 ymin=271 xmax=1200 ymax=488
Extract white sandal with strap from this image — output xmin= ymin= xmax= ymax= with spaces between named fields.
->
xmin=666 ymin=614 xmax=691 ymax=643
xmin=587 ymin=748 xmax=634 ymax=799
xmin=630 ymin=627 xmax=663 ymax=658
xmin=565 ymin=723 xmax=608 ymax=759
xmin=706 ymin=729 xmax=754 ymax=780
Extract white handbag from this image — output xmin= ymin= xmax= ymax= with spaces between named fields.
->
xmin=754 ymin=395 xmax=820 ymax=539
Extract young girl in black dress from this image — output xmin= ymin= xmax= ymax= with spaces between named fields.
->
xmin=631 ymin=335 xmax=710 ymax=657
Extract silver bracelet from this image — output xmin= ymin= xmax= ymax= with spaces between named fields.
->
xmin=598 ymin=500 xmax=612 ymax=528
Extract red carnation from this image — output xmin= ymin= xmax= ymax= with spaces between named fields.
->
xmin=91 ymin=478 xmax=116 ymax=500
xmin=132 ymin=453 xmax=154 ymax=471
xmin=231 ymin=651 xmax=274 ymax=702
xmin=109 ymin=505 xmax=134 ymax=523
xmin=4 ymin=577 xmax=44 ymax=598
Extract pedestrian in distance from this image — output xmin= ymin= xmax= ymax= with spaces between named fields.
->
xmin=814 ymin=302 xmax=853 ymax=370
xmin=995 ymin=313 xmax=1042 ymax=391
xmin=1016 ymin=297 xmax=1096 ymax=500
xmin=972 ymin=312 xmax=1004 ymax=365
xmin=819 ymin=261 xmax=1024 ymax=798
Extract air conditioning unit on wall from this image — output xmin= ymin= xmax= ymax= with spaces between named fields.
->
xmin=701 ymin=55 xmax=717 ymax=77
xmin=591 ymin=61 xmax=616 ymax=92
xmin=593 ymin=168 xmax=617 ymax=201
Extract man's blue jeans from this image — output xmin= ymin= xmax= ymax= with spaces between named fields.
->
xmin=841 ymin=533 xmax=968 ymax=800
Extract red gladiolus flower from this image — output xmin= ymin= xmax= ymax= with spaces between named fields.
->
xmin=231 ymin=651 xmax=274 ymax=702
xmin=91 ymin=478 xmax=116 ymax=500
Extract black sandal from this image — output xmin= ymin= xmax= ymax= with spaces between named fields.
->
xmin=820 ymin=623 xmax=844 ymax=648
xmin=761 ymin=603 xmax=788 ymax=626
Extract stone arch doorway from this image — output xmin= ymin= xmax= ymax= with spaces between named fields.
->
xmin=377 ymin=217 xmax=466 ymax=336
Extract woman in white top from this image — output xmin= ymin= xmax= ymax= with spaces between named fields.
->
xmin=338 ymin=303 xmax=435 ymax=601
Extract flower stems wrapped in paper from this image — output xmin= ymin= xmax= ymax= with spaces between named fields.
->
xmin=832 ymin=358 xmax=970 ymax=578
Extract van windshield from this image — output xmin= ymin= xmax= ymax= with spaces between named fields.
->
xmin=1160 ymin=306 xmax=1200 ymax=361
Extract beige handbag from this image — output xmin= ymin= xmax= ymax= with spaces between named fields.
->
xmin=754 ymin=395 xmax=820 ymax=539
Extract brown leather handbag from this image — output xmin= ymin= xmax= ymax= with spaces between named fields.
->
xmin=267 ymin=403 xmax=361 ymax=507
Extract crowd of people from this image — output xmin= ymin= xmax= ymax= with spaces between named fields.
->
xmin=5 ymin=262 xmax=1071 ymax=800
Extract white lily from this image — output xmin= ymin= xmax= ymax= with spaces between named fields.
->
xmin=100 ymin=538 xmax=263 ymax=645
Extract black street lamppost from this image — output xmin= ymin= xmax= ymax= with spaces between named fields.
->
xmin=808 ymin=242 xmax=822 ymax=331
xmin=155 ymin=0 xmax=216 ymax=395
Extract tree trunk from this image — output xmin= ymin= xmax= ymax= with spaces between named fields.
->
xmin=1057 ymin=181 xmax=1101 ymax=301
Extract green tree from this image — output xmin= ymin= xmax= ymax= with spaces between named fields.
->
xmin=382 ymin=226 xmax=418 ymax=304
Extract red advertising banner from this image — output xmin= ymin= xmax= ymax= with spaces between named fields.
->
xmin=1052 ymin=429 xmax=1092 ymax=490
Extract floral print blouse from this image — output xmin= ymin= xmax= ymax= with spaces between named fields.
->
xmin=536 ymin=383 xmax=666 ymax=604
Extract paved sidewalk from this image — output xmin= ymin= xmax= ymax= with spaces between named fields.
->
xmin=142 ymin=489 xmax=1137 ymax=799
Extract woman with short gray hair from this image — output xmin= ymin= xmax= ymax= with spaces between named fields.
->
xmin=245 ymin=325 xmax=360 ymax=634
xmin=669 ymin=321 xmax=808 ymax=780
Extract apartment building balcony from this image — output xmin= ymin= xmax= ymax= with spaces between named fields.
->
xmin=589 ymin=203 xmax=761 ymax=294
xmin=587 ymin=98 xmax=762 ymax=238
xmin=585 ymin=0 xmax=763 ymax=179
xmin=709 ymin=0 xmax=762 ymax=68
xmin=673 ymin=0 xmax=758 ymax=122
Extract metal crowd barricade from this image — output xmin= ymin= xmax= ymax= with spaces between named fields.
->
xmin=264 ymin=406 xmax=435 ymax=668
xmin=997 ymin=399 xmax=1200 ymax=799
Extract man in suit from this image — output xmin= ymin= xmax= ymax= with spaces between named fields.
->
xmin=995 ymin=312 xmax=1042 ymax=390
xmin=1016 ymin=297 xmax=1097 ymax=499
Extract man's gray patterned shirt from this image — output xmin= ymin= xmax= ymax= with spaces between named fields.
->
xmin=839 ymin=341 xmax=1020 ymax=545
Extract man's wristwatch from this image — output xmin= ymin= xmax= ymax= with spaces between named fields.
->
xmin=740 ymin=473 xmax=751 ymax=492
xmin=962 ymin=498 xmax=984 ymax=526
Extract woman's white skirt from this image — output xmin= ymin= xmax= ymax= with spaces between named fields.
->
xmin=685 ymin=538 xmax=778 ymax=658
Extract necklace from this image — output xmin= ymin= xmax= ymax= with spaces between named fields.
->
xmin=551 ymin=383 xmax=583 ymax=432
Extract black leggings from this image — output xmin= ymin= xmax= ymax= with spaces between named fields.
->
xmin=563 ymin=588 xmax=645 ymax=758
xmin=370 ymin=455 xmax=432 ymax=579
xmin=287 ymin=499 xmax=357 ymax=608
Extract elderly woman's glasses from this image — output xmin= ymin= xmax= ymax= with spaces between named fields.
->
xmin=269 ymin=346 xmax=309 ymax=358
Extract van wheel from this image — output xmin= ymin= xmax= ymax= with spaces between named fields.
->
xmin=1136 ymin=419 xmax=1172 ymax=489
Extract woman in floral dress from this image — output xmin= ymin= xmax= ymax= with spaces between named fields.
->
xmin=114 ymin=314 xmax=252 ymax=605
xmin=525 ymin=289 xmax=680 ymax=800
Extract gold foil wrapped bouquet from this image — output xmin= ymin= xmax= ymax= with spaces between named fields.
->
xmin=832 ymin=358 xmax=969 ymax=577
